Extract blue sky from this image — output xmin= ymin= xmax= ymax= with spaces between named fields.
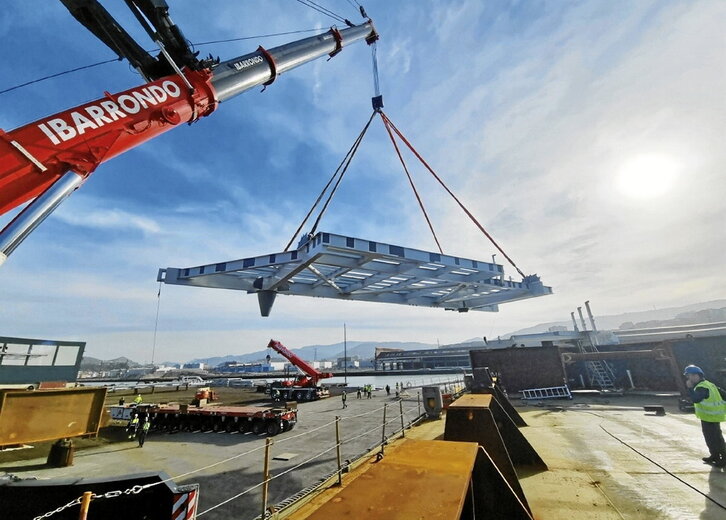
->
xmin=1 ymin=1 xmax=724 ymax=362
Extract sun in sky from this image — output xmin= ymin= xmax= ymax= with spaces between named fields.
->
xmin=616 ymin=154 xmax=679 ymax=199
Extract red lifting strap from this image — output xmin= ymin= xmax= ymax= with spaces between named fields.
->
xmin=257 ymin=46 xmax=278 ymax=88
xmin=379 ymin=111 xmax=527 ymax=279
xmin=380 ymin=114 xmax=443 ymax=254
xmin=328 ymin=27 xmax=343 ymax=58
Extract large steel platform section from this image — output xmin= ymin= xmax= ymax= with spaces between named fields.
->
xmin=157 ymin=231 xmax=551 ymax=316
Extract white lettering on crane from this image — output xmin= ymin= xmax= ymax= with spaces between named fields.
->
xmin=71 ymin=111 xmax=98 ymax=135
xmin=36 ymin=79 xmax=184 ymax=145
xmin=99 ymin=100 xmax=125 ymax=121
xmin=37 ymin=123 xmax=60 ymax=145
xmin=162 ymin=80 xmax=181 ymax=98
xmin=233 ymin=55 xmax=264 ymax=71
xmin=118 ymin=94 xmax=141 ymax=114
xmin=47 ymin=118 xmax=77 ymax=142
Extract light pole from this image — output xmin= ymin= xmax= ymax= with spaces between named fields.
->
xmin=343 ymin=323 xmax=348 ymax=385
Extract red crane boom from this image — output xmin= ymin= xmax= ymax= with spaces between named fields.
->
xmin=0 ymin=1 xmax=377 ymax=266
xmin=267 ymin=339 xmax=333 ymax=388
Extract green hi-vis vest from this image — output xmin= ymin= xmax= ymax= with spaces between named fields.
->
xmin=694 ymin=380 xmax=726 ymax=423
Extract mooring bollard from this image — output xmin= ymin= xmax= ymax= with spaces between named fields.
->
xmin=261 ymin=437 xmax=272 ymax=519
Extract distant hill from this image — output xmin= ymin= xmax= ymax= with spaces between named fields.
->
xmin=189 ymin=341 xmax=436 ymax=367
xmin=504 ymin=299 xmax=726 ymax=336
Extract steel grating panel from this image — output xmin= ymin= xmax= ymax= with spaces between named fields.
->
xmin=157 ymin=231 xmax=552 ymax=316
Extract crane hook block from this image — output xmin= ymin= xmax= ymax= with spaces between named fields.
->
xmin=372 ymin=95 xmax=384 ymax=111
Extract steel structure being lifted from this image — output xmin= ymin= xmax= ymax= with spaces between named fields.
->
xmin=157 ymin=231 xmax=551 ymax=316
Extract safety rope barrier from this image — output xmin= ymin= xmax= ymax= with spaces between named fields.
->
xmin=339 ymin=402 xmax=389 ymax=420
xmin=31 ymin=397 xmax=428 ymax=519
xmin=198 ymin=402 xmax=422 ymax=518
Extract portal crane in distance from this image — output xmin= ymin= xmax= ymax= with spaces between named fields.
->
xmin=267 ymin=339 xmax=333 ymax=401
xmin=0 ymin=0 xmax=378 ymax=266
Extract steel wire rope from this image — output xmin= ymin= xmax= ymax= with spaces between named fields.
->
xmin=99 ymin=418 xmax=339 ymax=498
xmin=284 ymin=110 xmax=376 ymax=250
xmin=170 ymin=416 xmax=338 ymax=480
xmin=599 ymin=423 xmax=726 ymax=511
xmin=293 ymin=0 xmax=347 ymax=23
xmin=272 ymin=417 xmax=338 ymax=444
xmin=379 ymin=111 xmax=528 ymax=279
xmin=569 ymin=408 xmax=726 ymax=511
xmin=0 ymin=28 xmax=325 ymax=96
xmin=380 ymin=112 xmax=443 ymax=254
xmin=341 ymin=405 xmax=421 ymax=445
xmin=339 ymin=402 xmax=389 ymax=420
xmin=197 ymin=441 xmax=341 ymax=517
xmin=308 ymin=111 xmax=375 ymax=236
xmin=196 ymin=478 xmax=268 ymax=517
xmin=35 ymin=404 xmax=419 ymax=516
xmin=198 ymin=406 xmax=425 ymax=517
xmin=191 ymin=28 xmax=322 ymax=47
xmin=283 ymin=110 xmax=375 ymax=250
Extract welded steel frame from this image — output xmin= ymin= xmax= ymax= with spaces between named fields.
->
xmin=158 ymin=231 xmax=551 ymax=313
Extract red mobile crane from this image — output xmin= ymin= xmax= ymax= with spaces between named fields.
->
xmin=0 ymin=0 xmax=377 ymax=266
xmin=266 ymin=339 xmax=333 ymax=401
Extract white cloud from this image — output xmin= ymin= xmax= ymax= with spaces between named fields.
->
xmin=54 ymin=206 xmax=161 ymax=234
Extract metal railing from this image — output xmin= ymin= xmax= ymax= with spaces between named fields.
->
xmin=31 ymin=393 xmax=432 ymax=520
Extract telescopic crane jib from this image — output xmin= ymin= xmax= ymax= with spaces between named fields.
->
xmin=0 ymin=0 xmax=378 ymax=266
xmin=267 ymin=339 xmax=333 ymax=388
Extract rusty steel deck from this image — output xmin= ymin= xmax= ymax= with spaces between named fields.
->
xmin=301 ymin=439 xmax=478 ymax=519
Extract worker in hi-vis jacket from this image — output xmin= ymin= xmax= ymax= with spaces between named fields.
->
xmin=684 ymin=365 xmax=726 ymax=467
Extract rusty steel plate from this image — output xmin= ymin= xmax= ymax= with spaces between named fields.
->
xmin=448 ymin=393 xmax=493 ymax=409
xmin=305 ymin=439 xmax=478 ymax=519
xmin=0 ymin=387 xmax=107 ymax=447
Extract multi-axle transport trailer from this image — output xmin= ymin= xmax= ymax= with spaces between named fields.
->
xmin=110 ymin=403 xmax=297 ymax=437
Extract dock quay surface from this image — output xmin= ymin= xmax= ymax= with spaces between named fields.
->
xmin=2 ymin=393 xmax=725 ymax=519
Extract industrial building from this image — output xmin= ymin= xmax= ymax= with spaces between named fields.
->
xmin=375 ymin=323 xmax=726 ymax=392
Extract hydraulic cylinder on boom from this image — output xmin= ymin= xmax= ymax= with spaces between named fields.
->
xmin=0 ymin=0 xmax=377 ymax=266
